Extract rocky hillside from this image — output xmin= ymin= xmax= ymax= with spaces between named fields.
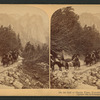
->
xmin=50 ymin=60 xmax=100 ymax=89
xmin=0 ymin=56 xmax=49 ymax=89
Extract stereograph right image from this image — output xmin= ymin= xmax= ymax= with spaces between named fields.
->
xmin=50 ymin=6 xmax=100 ymax=89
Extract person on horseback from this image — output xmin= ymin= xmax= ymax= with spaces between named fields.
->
xmin=72 ymin=54 xmax=76 ymax=60
xmin=7 ymin=50 xmax=13 ymax=64
xmin=72 ymin=54 xmax=80 ymax=69
xmin=94 ymin=50 xmax=100 ymax=62
xmin=91 ymin=50 xmax=96 ymax=64
xmin=11 ymin=50 xmax=19 ymax=62
xmin=1 ymin=54 xmax=9 ymax=67
xmin=84 ymin=53 xmax=92 ymax=66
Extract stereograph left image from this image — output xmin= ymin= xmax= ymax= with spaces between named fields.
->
xmin=0 ymin=5 xmax=49 ymax=89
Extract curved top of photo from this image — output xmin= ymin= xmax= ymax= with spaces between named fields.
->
xmin=0 ymin=5 xmax=49 ymax=46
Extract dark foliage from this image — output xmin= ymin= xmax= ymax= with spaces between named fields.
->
xmin=51 ymin=6 xmax=100 ymax=55
xmin=22 ymin=42 xmax=49 ymax=88
xmin=0 ymin=25 xmax=22 ymax=56
xmin=22 ymin=41 xmax=49 ymax=64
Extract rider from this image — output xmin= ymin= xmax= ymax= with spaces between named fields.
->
xmin=91 ymin=50 xmax=96 ymax=63
xmin=72 ymin=54 xmax=80 ymax=69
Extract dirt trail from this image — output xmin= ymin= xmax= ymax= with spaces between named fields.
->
xmin=0 ymin=56 xmax=23 ymax=89
xmin=0 ymin=56 xmax=23 ymax=73
xmin=52 ymin=59 xmax=100 ymax=89
xmin=70 ymin=60 xmax=100 ymax=74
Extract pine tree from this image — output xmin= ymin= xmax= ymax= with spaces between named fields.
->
xmin=51 ymin=6 xmax=100 ymax=55
xmin=0 ymin=25 xmax=22 ymax=56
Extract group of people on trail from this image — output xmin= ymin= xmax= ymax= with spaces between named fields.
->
xmin=50 ymin=50 xmax=80 ymax=71
xmin=51 ymin=49 xmax=100 ymax=71
xmin=84 ymin=50 xmax=100 ymax=66
xmin=1 ymin=50 xmax=19 ymax=67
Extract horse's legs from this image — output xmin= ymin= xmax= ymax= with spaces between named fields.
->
xmin=6 ymin=62 xmax=8 ymax=67
xmin=78 ymin=64 xmax=80 ymax=69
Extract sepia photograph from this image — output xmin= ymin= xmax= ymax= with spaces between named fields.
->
xmin=50 ymin=6 xmax=100 ymax=89
xmin=0 ymin=4 xmax=100 ymax=96
xmin=0 ymin=5 xmax=49 ymax=89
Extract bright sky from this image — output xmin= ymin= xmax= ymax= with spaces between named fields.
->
xmin=0 ymin=5 xmax=100 ymax=18
xmin=32 ymin=5 xmax=100 ymax=18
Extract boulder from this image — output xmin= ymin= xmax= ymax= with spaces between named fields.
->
xmin=62 ymin=71 xmax=68 ymax=77
xmin=73 ymin=74 xmax=83 ymax=80
xmin=51 ymin=76 xmax=58 ymax=81
xmin=3 ymin=71 xmax=9 ymax=76
xmin=13 ymin=74 xmax=19 ymax=79
xmin=63 ymin=78 xmax=77 ymax=89
xmin=4 ymin=76 xmax=12 ymax=85
xmin=90 ymin=70 xmax=97 ymax=77
xmin=96 ymin=73 xmax=100 ymax=79
xmin=25 ymin=79 xmax=31 ymax=85
xmin=13 ymin=80 xmax=23 ymax=89
xmin=96 ymin=67 xmax=100 ymax=72
xmin=9 ymin=77 xmax=14 ymax=84
xmin=96 ymin=79 xmax=100 ymax=89
xmin=35 ymin=81 xmax=44 ymax=88
xmin=82 ymin=75 xmax=88 ymax=84
xmin=54 ymin=64 xmax=60 ymax=71
xmin=8 ymin=71 xmax=14 ymax=77
xmin=56 ymin=71 xmax=63 ymax=78
xmin=0 ymin=76 xmax=5 ymax=83
xmin=87 ymin=76 xmax=97 ymax=85
xmin=16 ymin=72 xmax=20 ymax=76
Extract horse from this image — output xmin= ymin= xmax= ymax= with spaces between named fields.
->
xmin=72 ymin=57 xmax=80 ymax=69
xmin=84 ymin=50 xmax=98 ymax=66
xmin=70 ymin=54 xmax=80 ymax=69
xmin=12 ymin=50 xmax=19 ymax=62
xmin=7 ymin=51 xmax=14 ymax=64
xmin=51 ymin=56 xmax=69 ymax=71
xmin=84 ymin=53 xmax=92 ymax=66
xmin=1 ymin=54 xmax=9 ymax=67
xmin=91 ymin=53 xmax=96 ymax=64
xmin=1 ymin=50 xmax=19 ymax=67
xmin=94 ymin=50 xmax=100 ymax=62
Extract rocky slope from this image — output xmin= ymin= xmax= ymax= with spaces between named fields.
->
xmin=51 ymin=60 xmax=100 ymax=89
xmin=0 ymin=56 xmax=49 ymax=89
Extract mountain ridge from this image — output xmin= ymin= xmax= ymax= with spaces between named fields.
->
xmin=0 ymin=13 xmax=49 ymax=47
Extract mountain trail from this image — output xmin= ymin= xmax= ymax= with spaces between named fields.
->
xmin=0 ymin=56 xmax=23 ymax=74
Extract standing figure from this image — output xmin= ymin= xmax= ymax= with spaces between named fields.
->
xmin=84 ymin=53 xmax=92 ymax=66
xmin=1 ymin=54 xmax=9 ymax=67
xmin=72 ymin=54 xmax=80 ymax=69
xmin=91 ymin=51 xmax=96 ymax=64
